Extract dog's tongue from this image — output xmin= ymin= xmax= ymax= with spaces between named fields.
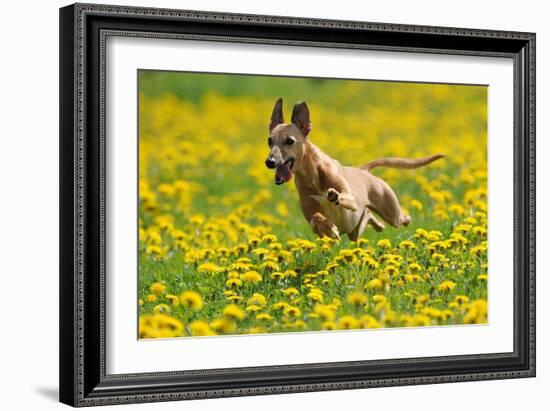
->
xmin=275 ymin=163 xmax=292 ymax=184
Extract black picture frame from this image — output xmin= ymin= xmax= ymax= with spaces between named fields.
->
xmin=59 ymin=3 xmax=536 ymax=407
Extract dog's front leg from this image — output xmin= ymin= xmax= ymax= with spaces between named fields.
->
xmin=309 ymin=212 xmax=340 ymax=239
xmin=327 ymin=188 xmax=358 ymax=212
xmin=297 ymin=189 xmax=340 ymax=239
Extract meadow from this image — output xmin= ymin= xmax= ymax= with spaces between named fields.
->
xmin=138 ymin=71 xmax=488 ymax=338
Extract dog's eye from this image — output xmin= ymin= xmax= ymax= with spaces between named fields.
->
xmin=267 ymin=137 xmax=273 ymax=146
xmin=285 ymin=137 xmax=295 ymax=145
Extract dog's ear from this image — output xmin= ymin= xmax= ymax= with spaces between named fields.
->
xmin=269 ymin=98 xmax=284 ymax=133
xmin=291 ymin=101 xmax=311 ymax=137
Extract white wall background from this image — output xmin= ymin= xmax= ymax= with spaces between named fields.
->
xmin=0 ymin=0 xmax=546 ymax=409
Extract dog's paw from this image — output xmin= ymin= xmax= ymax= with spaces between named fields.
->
xmin=327 ymin=188 xmax=358 ymax=212
xmin=327 ymin=188 xmax=340 ymax=204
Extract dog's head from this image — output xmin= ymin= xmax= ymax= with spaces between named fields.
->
xmin=265 ymin=98 xmax=311 ymax=185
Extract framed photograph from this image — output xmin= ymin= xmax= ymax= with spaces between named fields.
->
xmin=59 ymin=3 xmax=536 ymax=407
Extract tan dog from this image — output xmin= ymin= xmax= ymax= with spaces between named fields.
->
xmin=265 ymin=98 xmax=444 ymax=241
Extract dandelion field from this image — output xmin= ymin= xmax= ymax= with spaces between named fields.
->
xmin=138 ymin=71 xmax=488 ymax=339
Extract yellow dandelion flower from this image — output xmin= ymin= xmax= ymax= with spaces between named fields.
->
xmin=153 ymin=303 xmax=170 ymax=313
xmin=223 ymin=304 xmax=245 ymax=320
xmin=165 ymin=294 xmax=179 ymax=306
xmin=189 ymin=214 xmax=205 ymax=225
xmin=410 ymin=199 xmax=423 ymax=210
xmin=282 ymin=287 xmax=299 ymax=297
xmin=432 ymin=253 xmax=449 ymax=263
xmin=473 ymin=226 xmax=487 ymax=236
xmin=438 ymin=280 xmax=457 ymax=292
xmin=248 ymin=237 xmax=262 ymax=247
xmin=284 ymin=320 xmax=306 ymax=330
xmin=139 ymin=313 xmax=184 ymax=339
xmin=283 ymin=306 xmax=301 ymax=317
xmin=189 ymin=320 xmax=215 ymax=336
xmin=247 ymin=293 xmax=267 ymax=307
xmin=399 ymin=240 xmax=416 ymax=250
xmin=227 ymin=271 xmax=240 ymax=279
xmin=260 ymin=260 xmax=280 ymax=271
xmin=338 ymin=315 xmax=360 ymax=330
xmin=359 ymin=315 xmax=381 ymax=328
xmin=170 ymin=229 xmax=186 ymax=241
xmin=325 ymin=261 xmax=339 ymax=273
xmin=347 ymin=291 xmax=368 ymax=306
xmin=276 ymin=250 xmax=292 ymax=262
xmin=210 ymin=318 xmax=236 ymax=334
xmin=298 ymin=240 xmax=317 ymax=250
xmin=307 ymin=288 xmax=324 ymax=302
xmin=314 ymin=304 xmax=336 ymax=321
xmin=408 ymin=262 xmax=422 ymax=272
xmin=463 ymin=299 xmax=488 ymax=324
xmin=366 ymin=278 xmax=384 ymax=290
xmin=273 ymin=301 xmax=289 ymax=311
xmin=197 ymin=262 xmax=223 ymax=274
xmin=403 ymin=314 xmax=432 ymax=327
xmin=252 ymin=247 xmax=270 ymax=258
xmin=448 ymin=203 xmax=465 ymax=215
xmin=145 ymin=244 xmax=164 ymax=257
xmin=372 ymin=295 xmax=387 ymax=304
xmin=276 ymin=202 xmax=289 ymax=217
xmin=405 ymin=274 xmax=423 ymax=283
xmin=226 ymin=278 xmax=243 ymax=288
xmin=454 ymin=295 xmax=470 ymax=305
xmin=384 ymin=265 xmax=399 ymax=276
xmin=470 ymin=244 xmax=487 ymax=256
xmin=149 ymin=282 xmax=167 ymax=295
xmin=269 ymin=242 xmax=283 ymax=251
xmin=284 ymin=269 xmax=298 ymax=278
xmin=414 ymin=228 xmax=429 ymax=239
xmin=241 ymin=270 xmax=262 ymax=283
xmin=180 ymin=291 xmax=204 ymax=310
xmin=450 ymin=233 xmax=469 ymax=246
xmin=270 ymin=271 xmax=285 ymax=281
xmin=363 ymin=257 xmax=379 ymax=269
xmin=262 ymin=234 xmax=278 ymax=243
xmin=416 ymin=294 xmax=430 ymax=305
xmin=321 ymin=321 xmax=337 ymax=330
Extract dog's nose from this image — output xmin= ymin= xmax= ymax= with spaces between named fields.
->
xmin=265 ymin=157 xmax=276 ymax=169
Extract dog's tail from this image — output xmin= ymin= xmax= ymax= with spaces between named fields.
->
xmin=361 ymin=154 xmax=444 ymax=171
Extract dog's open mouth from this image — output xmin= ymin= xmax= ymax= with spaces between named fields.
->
xmin=275 ymin=158 xmax=295 ymax=185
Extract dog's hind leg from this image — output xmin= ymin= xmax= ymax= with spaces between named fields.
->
xmin=368 ymin=213 xmax=386 ymax=231
xmin=368 ymin=177 xmax=411 ymax=228
xmin=348 ymin=210 xmax=385 ymax=241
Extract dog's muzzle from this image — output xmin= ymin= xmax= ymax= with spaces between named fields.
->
xmin=265 ymin=157 xmax=277 ymax=169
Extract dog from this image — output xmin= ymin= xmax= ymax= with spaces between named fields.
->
xmin=265 ymin=98 xmax=444 ymax=241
